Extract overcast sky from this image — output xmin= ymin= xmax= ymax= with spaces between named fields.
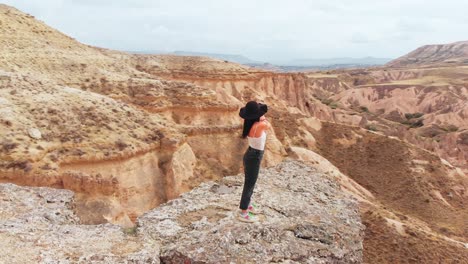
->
xmin=4 ymin=0 xmax=468 ymax=62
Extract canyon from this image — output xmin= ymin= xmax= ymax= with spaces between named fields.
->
xmin=0 ymin=4 xmax=467 ymax=263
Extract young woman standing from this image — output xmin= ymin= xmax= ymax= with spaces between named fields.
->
xmin=238 ymin=101 xmax=271 ymax=222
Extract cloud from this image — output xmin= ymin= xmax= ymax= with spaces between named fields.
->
xmin=350 ymin=33 xmax=371 ymax=44
xmin=2 ymin=0 xmax=468 ymax=61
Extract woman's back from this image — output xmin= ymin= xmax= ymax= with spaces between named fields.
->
xmin=247 ymin=122 xmax=267 ymax=150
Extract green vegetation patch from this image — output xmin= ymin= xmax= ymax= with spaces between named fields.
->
xmin=365 ymin=124 xmax=378 ymax=131
xmin=404 ymin=112 xmax=424 ymax=120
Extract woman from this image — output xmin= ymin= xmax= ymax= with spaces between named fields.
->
xmin=238 ymin=101 xmax=271 ymax=222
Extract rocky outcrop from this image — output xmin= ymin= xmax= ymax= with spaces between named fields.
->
xmin=139 ymin=160 xmax=364 ymax=263
xmin=0 ymin=183 xmax=159 ymax=263
xmin=1 ymin=161 xmax=364 ymax=263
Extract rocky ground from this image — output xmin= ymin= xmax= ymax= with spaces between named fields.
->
xmin=0 ymin=161 xmax=364 ymax=263
xmin=0 ymin=183 xmax=159 ymax=263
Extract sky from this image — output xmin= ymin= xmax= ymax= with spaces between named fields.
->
xmin=3 ymin=0 xmax=468 ymax=63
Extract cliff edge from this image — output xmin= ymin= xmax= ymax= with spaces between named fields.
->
xmin=0 ymin=160 xmax=363 ymax=263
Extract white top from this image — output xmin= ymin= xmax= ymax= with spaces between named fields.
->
xmin=247 ymin=123 xmax=267 ymax=150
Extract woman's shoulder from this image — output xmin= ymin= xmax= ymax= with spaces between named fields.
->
xmin=253 ymin=121 xmax=268 ymax=132
xmin=261 ymin=121 xmax=269 ymax=128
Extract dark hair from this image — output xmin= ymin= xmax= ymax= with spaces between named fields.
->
xmin=241 ymin=118 xmax=260 ymax=138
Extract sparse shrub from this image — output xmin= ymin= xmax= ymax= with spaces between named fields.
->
xmin=50 ymin=117 xmax=60 ymax=124
xmin=6 ymin=160 xmax=32 ymax=172
xmin=2 ymin=141 xmax=18 ymax=152
xmin=439 ymin=227 xmax=452 ymax=235
xmin=405 ymin=112 xmax=424 ymax=120
xmin=315 ymin=96 xmax=339 ymax=109
xmin=366 ymin=125 xmax=378 ymax=131
xmin=419 ymin=126 xmax=444 ymax=138
xmin=410 ymin=119 xmax=424 ymax=128
xmin=321 ymin=98 xmax=333 ymax=105
xmin=444 ymin=125 xmax=459 ymax=132
xmin=375 ymin=108 xmax=385 ymax=115
xmin=48 ymin=153 xmax=59 ymax=162
xmin=359 ymin=106 xmax=369 ymax=113
xmin=47 ymin=108 xmax=58 ymax=114
xmin=400 ymin=120 xmax=411 ymax=126
xmin=329 ymin=102 xmax=338 ymax=109
xmin=122 ymin=226 xmax=138 ymax=236
xmin=40 ymin=163 xmax=52 ymax=170
xmin=458 ymin=133 xmax=468 ymax=145
xmin=115 ymin=140 xmax=128 ymax=151
xmin=400 ymin=112 xmax=425 ymax=128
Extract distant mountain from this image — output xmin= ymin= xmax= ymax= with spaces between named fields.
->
xmin=127 ymin=50 xmax=260 ymax=64
xmin=247 ymin=57 xmax=392 ymax=72
xmin=128 ymin=50 xmax=167 ymax=55
xmin=386 ymin=41 xmax=468 ymax=67
xmin=129 ymin=50 xmax=391 ymax=70
xmin=283 ymin=57 xmax=392 ymax=67
xmin=172 ymin=51 xmax=260 ymax=64
xmin=246 ymin=57 xmax=392 ymax=72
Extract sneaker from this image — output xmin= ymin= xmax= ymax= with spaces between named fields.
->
xmin=238 ymin=211 xmax=258 ymax=223
xmin=247 ymin=202 xmax=261 ymax=214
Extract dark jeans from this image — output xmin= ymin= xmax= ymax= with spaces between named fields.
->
xmin=239 ymin=146 xmax=264 ymax=210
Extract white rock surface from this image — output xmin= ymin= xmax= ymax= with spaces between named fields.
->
xmin=0 ymin=183 xmax=160 ymax=263
xmin=27 ymin=127 xmax=41 ymax=139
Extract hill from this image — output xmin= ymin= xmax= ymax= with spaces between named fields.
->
xmin=172 ymin=51 xmax=259 ymax=64
xmin=287 ymin=56 xmax=392 ymax=67
xmin=387 ymin=41 xmax=468 ymax=67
